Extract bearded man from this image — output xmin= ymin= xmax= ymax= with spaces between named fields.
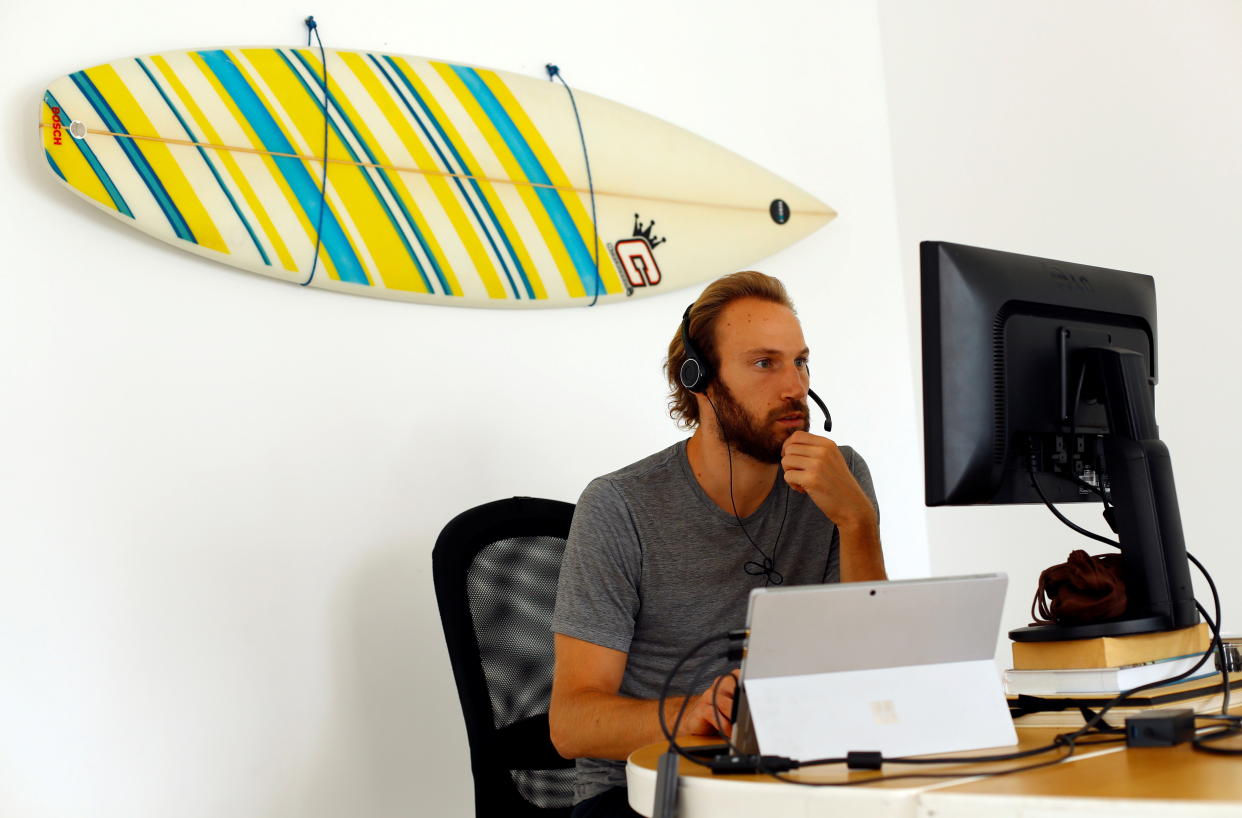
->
xmin=548 ymin=271 xmax=886 ymax=817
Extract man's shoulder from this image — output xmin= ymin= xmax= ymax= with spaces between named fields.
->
xmin=595 ymin=440 xmax=685 ymax=485
xmin=579 ymin=440 xmax=687 ymax=506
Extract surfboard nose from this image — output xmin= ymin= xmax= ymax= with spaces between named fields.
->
xmin=41 ymin=83 xmax=135 ymax=218
xmin=765 ymin=186 xmax=837 ymax=232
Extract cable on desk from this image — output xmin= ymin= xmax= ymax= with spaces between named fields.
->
xmin=708 ymin=671 xmax=738 ymax=755
xmin=656 ymin=630 xmax=747 ymax=764
xmin=1192 ymin=724 xmax=1242 ymax=756
xmin=1059 ymin=612 xmax=1219 ymax=743
xmin=761 ymin=737 xmax=1085 ymax=787
xmin=1186 ymin=552 xmax=1231 ymax=715
xmin=1025 ymin=462 xmax=1234 ymax=736
xmin=783 ymin=650 xmax=1194 ymax=780
xmin=655 ymin=549 xmax=1239 ymax=787
xmin=749 ymin=580 xmax=1225 ymax=783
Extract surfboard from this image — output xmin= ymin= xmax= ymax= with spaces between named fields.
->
xmin=39 ymin=47 xmax=836 ymax=307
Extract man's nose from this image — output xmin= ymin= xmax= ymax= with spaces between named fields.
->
xmin=779 ymin=366 xmax=809 ymax=400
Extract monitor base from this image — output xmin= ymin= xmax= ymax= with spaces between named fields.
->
xmin=1009 ymin=615 xmax=1171 ymax=643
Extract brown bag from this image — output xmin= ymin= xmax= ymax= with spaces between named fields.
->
xmin=1030 ymin=549 xmax=1127 ymax=626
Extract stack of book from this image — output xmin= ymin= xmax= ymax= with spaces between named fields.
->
xmin=1004 ymin=623 xmax=1240 ymax=727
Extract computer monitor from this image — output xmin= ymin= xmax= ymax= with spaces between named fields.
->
xmin=920 ymin=241 xmax=1197 ymax=642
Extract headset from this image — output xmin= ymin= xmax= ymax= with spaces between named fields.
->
xmin=679 ymin=304 xmax=833 ymax=432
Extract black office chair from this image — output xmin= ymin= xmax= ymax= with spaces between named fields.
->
xmin=432 ymin=496 xmax=577 ymax=818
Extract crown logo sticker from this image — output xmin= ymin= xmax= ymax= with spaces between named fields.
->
xmin=609 ymin=212 xmax=668 ymax=293
xmin=632 ymin=213 xmax=666 ymax=248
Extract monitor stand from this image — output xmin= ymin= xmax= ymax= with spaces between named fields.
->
xmin=1009 ymin=349 xmax=1199 ymax=645
xmin=1010 ymin=615 xmax=1170 ymax=642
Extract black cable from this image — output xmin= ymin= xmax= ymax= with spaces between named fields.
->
xmin=763 ymin=737 xmax=1084 ymax=786
xmin=791 ymin=727 xmax=1127 ymax=770
xmin=1192 ymin=724 xmax=1242 ymax=756
xmin=657 ymin=631 xmax=739 ymax=763
xmin=757 ymin=692 xmax=1133 ymax=781
xmin=667 ymin=524 xmax=1234 ymax=782
xmin=746 ymin=728 xmax=1136 ymax=786
xmin=1027 ymin=434 xmax=1233 ymax=730
xmin=1024 ymin=479 xmax=1229 ymax=742
xmin=653 ymin=605 xmax=1142 ymax=787
xmin=794 ymin=744 xmax=1044 ymax=771
xmin=1059 ymin=612 xmax=1221 ymax=742
xmin=762 ymin=732 xmax=1130 ymax=787
xmin=1024 ymin=463 xmax=1224 ymax=735
xmin=301 ymin=15 xmax=330 ymax=287
xmin=1050 ymin=385 xmax=1241 ymax=750
xmin=1181 ymin=553 xmax=1238 ymax=756
xmin=652 ymin=494 xmax=1137 ymax=784
xmin=702 ymin=391 xmax=789 ymax=586
xmin=765 ymin=482 xmax=792 ymax=584
xmin=1195 ymin=606 xmax=1231 ymax=717
xmin=708 ymin=671 xmax=738 ymax=754
xmin=1186 ymin=551 xmax=1230 ymax=715
xmin=1026 ymin=455 xmax=1120 ymax=549
xmin=668 ymin=662 xmax=716 ymax=753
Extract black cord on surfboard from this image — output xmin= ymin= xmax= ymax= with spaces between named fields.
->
xmin=302 ymin=15 xmax=329 ymax=287
xmin=546 ymin=63 xmax=602 ymax=307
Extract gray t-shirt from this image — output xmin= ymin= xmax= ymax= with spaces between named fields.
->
xmin=551 ymin=439 xmax=878 ymax=802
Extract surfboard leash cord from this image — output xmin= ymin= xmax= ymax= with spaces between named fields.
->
xmin=546 ymin=63 xmax=602 ymax=307
xmin=302 ymin=14 xmax=329 ymax=288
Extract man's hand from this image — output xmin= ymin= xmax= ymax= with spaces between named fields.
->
xmin=780 ymin=431 xmax=876 ymax=528
xmin=681 ymin=671 xmax=739 ymax=737
xmin=781 ymin=431 xmax=887 ymax=581
xmin=550 ymin=635 xmax=742 ymax=759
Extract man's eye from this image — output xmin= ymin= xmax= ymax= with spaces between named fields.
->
xmin=796 ymin=357 xmax=809 ymax=368
xmin=754 ymin=359 xmax=771 ymax=369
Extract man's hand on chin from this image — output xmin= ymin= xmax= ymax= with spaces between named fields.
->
xmin=779 ymin=431 xmax=877 ymax=531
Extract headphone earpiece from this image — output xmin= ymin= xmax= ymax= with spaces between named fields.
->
xmin=679 ymin=304 xmax=711 ymax=393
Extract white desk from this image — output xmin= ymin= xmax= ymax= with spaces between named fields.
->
xmin=626 ymin=726 xmax=1242 ymax=817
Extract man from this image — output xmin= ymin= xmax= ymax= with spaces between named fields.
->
xmin=549 ymin=271 xmax=886 ymax=817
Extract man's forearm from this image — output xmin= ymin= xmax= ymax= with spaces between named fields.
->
xmin=838 ymin=513 xmax=886 ymax=582
xmin=550 ymin=689 xmax=694 ymax=761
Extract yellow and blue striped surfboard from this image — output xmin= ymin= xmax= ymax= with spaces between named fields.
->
xmin=40 ymin=47 xmax=836 ymax=307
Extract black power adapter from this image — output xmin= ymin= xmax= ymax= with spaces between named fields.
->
xmin=1125 ymin=708 xmax=1197 ymax=747
xmin=707 ymin=754 xmax=799 ymax=774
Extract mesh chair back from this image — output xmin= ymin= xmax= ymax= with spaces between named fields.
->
xmin=433 ymin=497 xmax=576 ymax=817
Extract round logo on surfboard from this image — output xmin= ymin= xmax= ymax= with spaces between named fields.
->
xmin=770 ymin=199 xmax=791 ymax=225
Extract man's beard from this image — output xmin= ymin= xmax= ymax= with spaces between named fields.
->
xmin=711 ymin=383 xmax=809 ymax=464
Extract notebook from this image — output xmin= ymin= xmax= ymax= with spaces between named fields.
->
xmin=731 ymin=573 xmax=1017 ymax=760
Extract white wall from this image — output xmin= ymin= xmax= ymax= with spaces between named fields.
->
xmin=0 ymin=3 xmax=922 ymax=816
xmin=879 ymin=1 xmax=1242 ymax=657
